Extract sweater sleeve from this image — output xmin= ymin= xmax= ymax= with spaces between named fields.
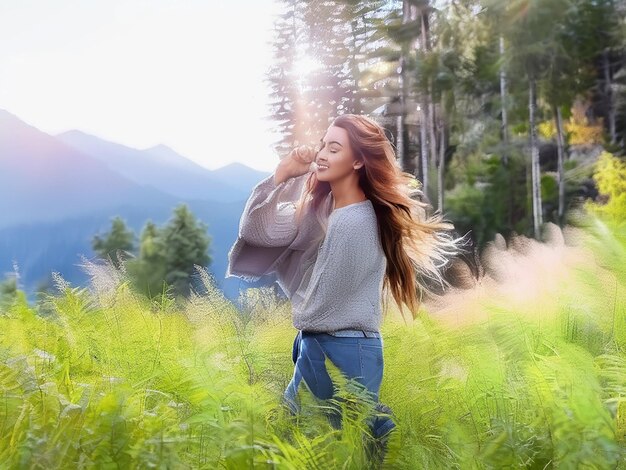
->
xmin=239 ymin=173 xmax=308 ymax=247
xmin=226 ymin=173 xmax=309 ymax=282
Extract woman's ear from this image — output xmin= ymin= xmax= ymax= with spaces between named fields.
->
xmin=353 ymin=160 xmax=364 ymax=170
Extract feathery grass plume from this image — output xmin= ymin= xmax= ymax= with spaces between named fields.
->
xmin=79 ymin=254 xmax=128 ymax=307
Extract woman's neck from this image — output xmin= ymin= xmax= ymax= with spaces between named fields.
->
xmin=330 ymin=176 xmax=367 ymax=210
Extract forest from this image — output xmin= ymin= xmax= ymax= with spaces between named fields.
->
xmin=268 ymin=0 xmax=625 ymax=244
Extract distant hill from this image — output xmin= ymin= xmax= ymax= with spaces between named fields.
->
xmin=143 ymin=144 xmax=209 ymax=173
xmin=0 ymin=109 xmax=176 ymax=228
xmin=212 ymin=162 xmax=270 ymax=193
xmin=56 ymin=130 xmax=269 ymax=202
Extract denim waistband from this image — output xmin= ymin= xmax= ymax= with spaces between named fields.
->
xmin=327 ymin=329 xmax=381 ymax=339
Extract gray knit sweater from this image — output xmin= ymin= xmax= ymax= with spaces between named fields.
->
xmin=226 ymin=174 xmax=386 ymax=332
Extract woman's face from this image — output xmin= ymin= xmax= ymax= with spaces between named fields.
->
xmin=315 ymin=125 xmax=363 ymax=183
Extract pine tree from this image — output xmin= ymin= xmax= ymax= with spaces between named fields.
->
xmin=92 ymin=216 xmax=135 ymax=269
xmin=0 ymin=274 xmax=17 ymax=309
xmin=267 ymin=0 xmax=303 ymax=156
xmin=160 ymin=205 xmax=211 ymax=298
xmin=126 ymin=221 xmax=167 ymax=299
xmin=300 ymin=1 xmax=352 ymax=140
xmin=125 ymin=210 xmax=211 ymax=300
xmin=268 ymin=0 xmax=394 ymax=148
xmin=337 ymin=0 xmax=389 ymax=115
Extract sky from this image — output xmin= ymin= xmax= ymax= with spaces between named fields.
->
xmin=0 ymin=0 xmax=285 ymax=172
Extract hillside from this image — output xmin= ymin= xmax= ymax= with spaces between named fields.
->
xmin=56 ymin=130 xmax=258 ymax=202
xmin=0 ymin=110 xmax=175 ymax=228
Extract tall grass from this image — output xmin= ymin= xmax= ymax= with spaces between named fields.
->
xmin=0 ymin=219 xmax=625 ymax=468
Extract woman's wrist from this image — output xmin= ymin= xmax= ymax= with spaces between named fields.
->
xmin=274 ymin=146 xmax=315 ymax=185
xmin=273 ymin=166 xmax=292 ymax=186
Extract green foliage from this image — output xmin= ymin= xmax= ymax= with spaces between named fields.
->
xmin=446 ymin=152 xmax=529 ymax=246
xmin=587 ymin=151 xmax=626 ymax=224
xmin=2 ymin=218 xmax=626 ymax=467
xmin=159 ymin=205 xmax=211 ymax=298
xmin=126 ymin=220 xmax=167 ymax=300
xmin=0 ymin=274 xmax=19 ymax=311
xmin=93 ymin=206 xmax=212 ymax=300
xmin=92 ymin=216 xmax=135 ymax=269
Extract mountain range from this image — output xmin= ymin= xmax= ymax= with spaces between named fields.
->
xmin=0 ymin=109 xmax=271 ymax=300
xmin=55 ymin=130 xmax=262 ymax=202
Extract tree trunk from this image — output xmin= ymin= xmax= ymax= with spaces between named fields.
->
xmin=529 ymin=77 xmax=542 ymax=238
xmin=349 ymin=12 xmax=361 ymax=115
xmin=419 ymin=4 xmax=429 ymax=51
xmin=603 ymin=49 xmax=616 ymax=144
xmin=499 ymin=35 xmax=509 ymax=166
xmin=420 ymin=101 xmax=429 ymax=196
xmin=396 ymin=112 xmax=405 ymax=168
xmin=397 ymin=0 xmax=410 ymax=171
xmin=499 ymin=35 xmax=514 ymax=231
xmin=555 ymin=105 xmax=566 ymax=224
xmin=418 ymin=3 xmax=431 ymax=198
xmin=437 ymin=98 xmax=446 ymax=212
xmin=429 ymin=95 xmax=438 ymax=168
xmin=420 ymin=5 xmax=437 ymax=169
xmin=396 ymin=75 xmax=405 ymax=167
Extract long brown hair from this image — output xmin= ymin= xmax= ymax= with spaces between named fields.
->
xmin=300 ymin=114 xmax=458 ymax=318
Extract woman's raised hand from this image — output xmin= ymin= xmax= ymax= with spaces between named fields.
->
xmin=274 ymin=145 xmax=317 ymax=185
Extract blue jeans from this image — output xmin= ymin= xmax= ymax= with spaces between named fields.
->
xmin=283 ymin=331 xmax=396 ymax=439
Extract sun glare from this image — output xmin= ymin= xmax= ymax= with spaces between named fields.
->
xmin=293 ymin=54 xmax=322 ymax=82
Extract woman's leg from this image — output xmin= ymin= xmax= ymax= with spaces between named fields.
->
xmin=318 ymin=335 xmax=395 ymax=439
xmin=283 ymin=331 xmax=336 ymax=415
xmin=284 ymin=332 xmax=395 ymax=438
xmin=283 ymin=331 xmax=303 ymax=413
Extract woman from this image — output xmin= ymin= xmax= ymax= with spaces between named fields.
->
xmin=227 ymin=114 xmax=457 ymax=456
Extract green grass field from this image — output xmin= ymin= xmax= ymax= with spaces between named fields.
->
xmin=1 ymin=218 xmax=625 ymax=469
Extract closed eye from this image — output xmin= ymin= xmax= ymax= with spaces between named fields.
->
xmin=318 ymin=139 xmax=340 ymax=154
